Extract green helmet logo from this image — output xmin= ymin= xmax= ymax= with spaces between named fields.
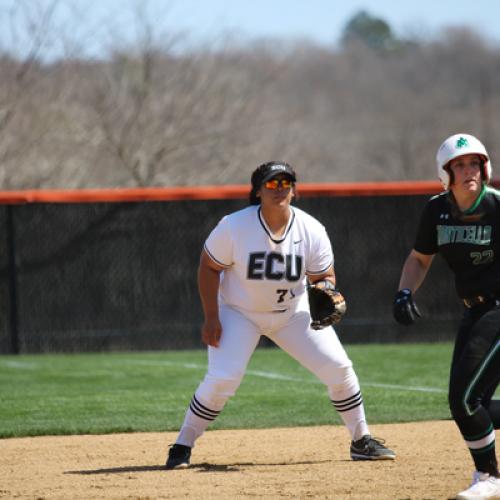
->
xmin=456 ymin=137 xmax=469 ymax=148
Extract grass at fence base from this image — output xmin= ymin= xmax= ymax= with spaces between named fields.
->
xmin=0 ymin=343 xmax=455 ymax=438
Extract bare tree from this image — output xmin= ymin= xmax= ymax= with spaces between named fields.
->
xmin=83 ymin=17 xmax=292 ymax=186
xmin=1 ymin=1 xmax=500 ymax=188
xmin=0 ymin=1 xmax=61 ymax=187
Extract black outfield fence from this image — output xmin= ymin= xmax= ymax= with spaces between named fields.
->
xmin=0 ymin=182 xmax=470 ymax=354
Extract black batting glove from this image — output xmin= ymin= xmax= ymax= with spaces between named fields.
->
xmin=393 ymin=288 xmax=421 ymax=325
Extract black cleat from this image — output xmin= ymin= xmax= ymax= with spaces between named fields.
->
xmin=166 ymin=444 xmax=191 ymax=470
xmin=350 ymin=435 xmax=396 ymax=461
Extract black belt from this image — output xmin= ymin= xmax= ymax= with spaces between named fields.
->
xmin=462 ymin=293 xmax=500 ymax=309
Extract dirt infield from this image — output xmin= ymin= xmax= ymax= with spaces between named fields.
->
xmin=0 ymin=420 xmax=492 ymax=499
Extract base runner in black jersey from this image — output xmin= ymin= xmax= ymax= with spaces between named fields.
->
xmin=393 ymin=133 xmax=500 ymax=500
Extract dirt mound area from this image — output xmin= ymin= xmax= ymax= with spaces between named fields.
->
xmin=1 ymin=421 xmax=484 ymax=499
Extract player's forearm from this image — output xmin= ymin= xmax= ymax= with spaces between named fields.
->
xmin=198 ymin=264 xmax=221 ymax=318
xmin=308 ymin=266 xmax=335 ymax=286
xmin=398 ymin=252 xmax=433 ymax=293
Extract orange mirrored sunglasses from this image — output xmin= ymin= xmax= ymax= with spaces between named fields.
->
xmin=264 ymin=178 xmax=294 ymax=190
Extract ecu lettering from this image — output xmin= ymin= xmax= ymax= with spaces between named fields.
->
xmin=247 ymin=252 xmax=302 ymax=281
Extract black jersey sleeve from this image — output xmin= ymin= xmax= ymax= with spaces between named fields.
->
xmin=413 ymin=200 xmax=438 ymax=255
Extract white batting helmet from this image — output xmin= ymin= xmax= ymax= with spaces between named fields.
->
xmin=436 ymin=133 xmax=492 ymax=189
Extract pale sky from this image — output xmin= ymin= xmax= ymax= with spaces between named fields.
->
xmin=77 ymin=0 xmax=500 ymax=44
xmin=165 ymin=0 xmax=500 ymax=43
xmin=1 ymin=0 xmax=500 ymax=59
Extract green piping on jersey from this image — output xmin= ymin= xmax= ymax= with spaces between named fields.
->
xmin=463 ymin=184 xmax=487 ymax=215
xmin=485 ymin=184 xmax=500 ymax=198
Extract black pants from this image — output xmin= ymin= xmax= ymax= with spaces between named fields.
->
xmin=448 ymin=301 xmax=500 ymax=475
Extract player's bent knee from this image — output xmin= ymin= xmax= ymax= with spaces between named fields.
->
xmin=197 ymin=374 xmax=242 ymax=408
xmin=317 ymin=362 xmax=356 ymax=388
xmin=448 ymin=389 xmax=477 ymax=419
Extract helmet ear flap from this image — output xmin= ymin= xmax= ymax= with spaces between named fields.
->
xmin=480 ymin=156 xmax=492 ymax=184
xmin=443 ymin=164 xmax=454 ymax=187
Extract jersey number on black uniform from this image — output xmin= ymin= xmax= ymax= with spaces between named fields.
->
xmin=470 ymin=249 xmax=494 ymax=265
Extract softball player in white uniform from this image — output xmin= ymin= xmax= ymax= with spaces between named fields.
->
xmin=166 ymin=161 xmax=395 ymax=469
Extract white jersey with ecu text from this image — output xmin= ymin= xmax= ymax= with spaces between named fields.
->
xmin=204 ymin=205 xmax=334 ymax=313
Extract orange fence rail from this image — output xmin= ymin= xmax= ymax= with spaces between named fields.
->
xmin=0 ymin=180 xmax=449 ymax=204
xmin=0 ymin=179 xmax=497 ymax=204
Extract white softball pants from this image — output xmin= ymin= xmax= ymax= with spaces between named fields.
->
xmin=202 ymin=302 xmax=353 ymax=402
xmin=176 ymin=297 xmax=369 ymax=447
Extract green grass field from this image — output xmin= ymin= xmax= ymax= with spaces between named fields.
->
xmin=0 ymin=343 xmax=456 ymax=438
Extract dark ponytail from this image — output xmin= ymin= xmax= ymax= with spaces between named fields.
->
xmin=249 ymin=187 xmax=260 ymax=205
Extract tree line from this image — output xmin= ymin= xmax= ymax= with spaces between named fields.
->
xmin=0 ymin=3 xmax=499 ymax=189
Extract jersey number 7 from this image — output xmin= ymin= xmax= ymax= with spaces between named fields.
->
xmin=276 ymin=288 xmax=295 ymax=303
